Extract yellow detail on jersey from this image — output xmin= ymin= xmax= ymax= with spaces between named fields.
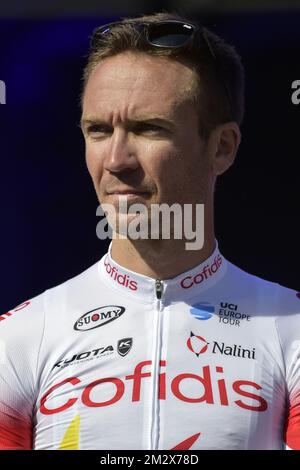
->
xmin=59 ymin=415 xmax=80 ymax=450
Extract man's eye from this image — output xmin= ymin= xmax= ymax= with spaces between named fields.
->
xmin=87 ymin=125 xmax=111 ymax=135
xmin=134 ymin=123 xmax=163 ymax=134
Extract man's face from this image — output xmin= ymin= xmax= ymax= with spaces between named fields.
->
xmin=81 ymin=51 xmax=213 ymax=231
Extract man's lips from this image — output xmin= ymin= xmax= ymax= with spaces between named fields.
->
xmin=106 ymin=190 xmax=150 ymax=195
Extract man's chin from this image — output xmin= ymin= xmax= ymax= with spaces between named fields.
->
xmin=108 ymin=212 xmax=153 ymax=240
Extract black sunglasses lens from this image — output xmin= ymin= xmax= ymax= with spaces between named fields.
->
xmin=147 ymin=23 xmax=194 ymax=47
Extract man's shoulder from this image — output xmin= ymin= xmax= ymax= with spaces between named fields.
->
xmin=0 ymin=258 xmax=102 ymax=332
xmin=0 ymin=292 xmax=45 ymax=361
xmin=47 ymin=258 xmax=100 ymax=295
xmin=0 ymin=293 xmax=44 ymax=330
xmin=225 ymin=258 xmax=300 ymax=315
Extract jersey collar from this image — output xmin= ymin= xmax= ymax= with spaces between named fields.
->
xmin=98 ymin=241 xmax=227 ymax=303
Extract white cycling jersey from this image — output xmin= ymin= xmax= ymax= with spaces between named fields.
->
xmin=0 ymin=241 xmax=300 ymax=450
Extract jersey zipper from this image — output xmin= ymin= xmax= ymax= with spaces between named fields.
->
xmin=155 ymin=280 xmax=164 ymax=300
xmin=149 ymin=279 xmax=164 ymax=449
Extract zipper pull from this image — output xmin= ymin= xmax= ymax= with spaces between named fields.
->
xmin=155 ymin=280 xmax=163 ymax=300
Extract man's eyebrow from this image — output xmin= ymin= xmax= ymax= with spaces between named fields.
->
xmin=80 ymin=115 xmax=176 ymax=129
xmin=80 ymin=117 xmax=104 ymax=128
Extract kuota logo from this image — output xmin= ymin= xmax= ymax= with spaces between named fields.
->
xmin=117 ymin=338 xmax=133 ymax=357
xmin=53 ymin=346 xmax=114 ymax=369
xmin=52 ymin=337 xmax=133 ymax=368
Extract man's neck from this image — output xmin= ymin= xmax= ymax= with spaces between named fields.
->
xmin=110 ymin=234 xmax=216 ymax=280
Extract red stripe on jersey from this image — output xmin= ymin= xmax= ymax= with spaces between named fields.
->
xmin=171 ymin=432 xmax=201 ymax=450
xmin=0 ymin=417 xmax=32 ymax=449
xmin=285 ymin=394 xmax=300 ymax=450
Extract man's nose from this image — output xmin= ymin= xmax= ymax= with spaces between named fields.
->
xmin=103 ymin=128 xmax=139 ymax=173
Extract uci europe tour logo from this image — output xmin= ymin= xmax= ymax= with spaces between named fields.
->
xmin=190 ymin=302 xmax=215 ymax=320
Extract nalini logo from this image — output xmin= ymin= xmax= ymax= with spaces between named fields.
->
xmin=74 ymin=305 xmax=125 ymax=331
xmin=187 ymin=331 xmax=256 ymax=360
xmin=187 ymin=332 xmax=209 ymax=357
xmin=190 ymin=302 xmax=214 ymax=320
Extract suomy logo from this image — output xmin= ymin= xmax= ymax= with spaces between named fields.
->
xmin=74 ymin=305 xmax=125 ymax=331
xmin=190 ymin=302 xmax=214 ymax=320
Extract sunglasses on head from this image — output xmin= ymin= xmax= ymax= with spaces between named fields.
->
xmin=90 ymin=19 xmax=232 ymax=116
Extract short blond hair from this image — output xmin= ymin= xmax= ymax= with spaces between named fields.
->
xmin=82 ymin=12 xmax=245 ymax=139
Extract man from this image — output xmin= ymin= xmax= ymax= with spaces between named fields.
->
xmin=0 ymin=12 xmax=299 ymax=450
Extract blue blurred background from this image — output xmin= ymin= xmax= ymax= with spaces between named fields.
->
xmin=0 ymin=0 xmax=299 ymax=311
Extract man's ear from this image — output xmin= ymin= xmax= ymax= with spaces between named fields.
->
xmin=209 ymin=122 xmax=241 ymax=176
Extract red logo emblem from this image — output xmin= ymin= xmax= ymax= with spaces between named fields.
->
xmin=187 ymin=331 xmax=209 ymax=357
